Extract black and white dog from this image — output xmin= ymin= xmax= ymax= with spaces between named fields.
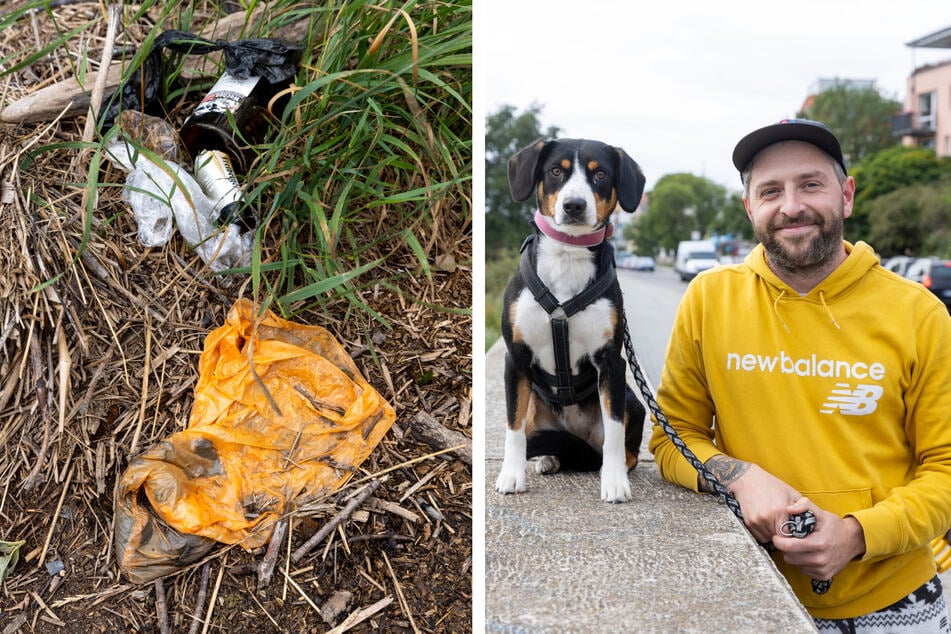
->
xmin=494 ymin=138 xmax=647 ymax=502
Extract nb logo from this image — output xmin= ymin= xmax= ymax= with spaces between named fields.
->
xmin=820 ymin=383 xmax=883 ymax=416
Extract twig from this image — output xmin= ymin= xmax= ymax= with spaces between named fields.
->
xmin=201 ymin=554 xmax=227 ymax=634
xmin=280 ymin=568 xmax=322 ymax=615
xmin=77 ymin=344 xmax=114 ymax=415
xmin=283 ymin=516 xmax=293 ymax=601
xmin=409 ymin=411 xmax=471 ymax=464
xmin=291 ymin=479 xmax=385 ymax=563
xmin=129 ymin=313 xmax=151 ymax=456
xmin=29 ymin=592 xmax=65 ymax=627
xmin=399 ymin=463 xmax=446 ymax=503
xmin=346 ymin=446 xmax=460 ymax=489
xmin=154 ymin=578 xmax=170 ymax=634
xmin=383 ymin=551 xmax=420 ymax=634
xmin=2 ymin=614 xmax=28 ymax=633
xmin=21 ymin=331 xmax=50 ymax=490
xmin=245 ymin=590 xmax=282 ymax=630
xmin=49 ymin=584 xmax=132 ymax=609
xmin=326 ymin=596 xmax=395 ymax=634
xmin=366 ymin=497 xmax=420 ymax=523
xmin=348 ymin=533 xmax=413 ymax=544
xmin=186 ymin=562 xmax=211 ymax=634
xmin=79 ymin=4 xmax=119 ymax=144
xmin=257 ymin=517 xmax=288 ymax=588
xmin=55 ymin=322 xmax=71 ymax=435
xmin=38 ymin=466 xmax=73 ymax=568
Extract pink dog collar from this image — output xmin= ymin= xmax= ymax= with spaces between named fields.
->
xmin=534 ymin=209 xmax=614 ymax=247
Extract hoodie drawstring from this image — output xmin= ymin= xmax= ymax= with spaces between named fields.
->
xmin=772 ymin=290 xmax=791 ymax=333
xmin=772 ymin=289 xmax=841 ymax=332
xmin=818 ymin=291 xmax=841 ymax=329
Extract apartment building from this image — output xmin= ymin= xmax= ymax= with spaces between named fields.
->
xmin=894 ymin=26 xmax=951 ymax=157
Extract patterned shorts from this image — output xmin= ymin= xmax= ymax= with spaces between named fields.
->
xmin=814 ymin=575 xmax=950 ymax=633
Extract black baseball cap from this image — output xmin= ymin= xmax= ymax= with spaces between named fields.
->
xmin=732 ymin=118 xmax=847 ymax=176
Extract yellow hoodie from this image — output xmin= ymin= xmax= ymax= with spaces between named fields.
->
xmin=649 ymin=241 xmax=951 ymax=619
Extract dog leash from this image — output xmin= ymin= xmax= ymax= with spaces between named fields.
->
xmin=620 ymin=313 xmax=831 ymax=595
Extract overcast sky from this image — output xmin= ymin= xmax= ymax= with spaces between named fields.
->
xmin=475 ymin=0 xmax=951 ymax=193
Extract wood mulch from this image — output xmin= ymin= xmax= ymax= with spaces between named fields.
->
xmin=0 ymin=3 xmax=472 ymax=633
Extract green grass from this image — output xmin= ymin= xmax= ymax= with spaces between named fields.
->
xmin=250 ymin=0 xmax=472 ymax=320
xmin=5 ymin=0 xmax=472 ymax=324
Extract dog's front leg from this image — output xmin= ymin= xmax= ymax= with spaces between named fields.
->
xmin=495 ymin=352 xmax=533 ymax=494
xmin=597 ymin=347 xmax=632 ymax=503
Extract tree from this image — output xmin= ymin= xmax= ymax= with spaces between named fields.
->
xmin=864 ymin=182 xmax=951 ymax=258
xmin=798 ymin=82 xmax=902 ymax=165
xmin=864 ymin=186 xmax=927 ymax=257
xmin=711 ymin=191 xmax=752 ymax=241
xmin=919 ymin=184 xmax=951 ymax=258
xmin=628 ymin=173 xmax=729 ymax=253
xmin=848 ymin=145 xmax=951 ymax=243
xmin=852 ymin=145 xmax=950 ymax=207
xmin=485 ymin=104 xmax=560 ymax=253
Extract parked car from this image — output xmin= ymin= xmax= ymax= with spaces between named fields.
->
xmin=630 ymin=256 xmax=656 ymax=271
xmin=674 ymin=240 xmax=718 ymax=281
xmin=905 ymin=257 xmax=935 ymax=284
xmin=922 ymin=260 xmax=951 ymax=311
xmin=882 ymin=255 xmax=915 ymax=277
xmin=617 ymin=254 xmax=654 ymax=271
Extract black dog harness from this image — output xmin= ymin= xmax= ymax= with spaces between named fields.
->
xmin=518 ymin=234 xmax=617 ymax=407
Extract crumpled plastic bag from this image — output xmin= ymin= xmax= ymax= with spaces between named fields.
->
xmin=105 ymin=113 xmax=252 ymax=271
xmin=114 ymin=299 xmax=396 ymax=584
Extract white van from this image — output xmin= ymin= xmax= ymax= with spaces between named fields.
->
xmin=674 ymin=240 xmax=718 ymax=281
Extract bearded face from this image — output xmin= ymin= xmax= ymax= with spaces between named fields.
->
xmin=753 ymin=203 xmax=845 ymax=277
xmin=743 ymin=141 xmax=854 ymax=282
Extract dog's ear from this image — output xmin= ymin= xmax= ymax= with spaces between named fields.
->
xmin=614 ymin=147 xmax=646 ymax=213
xmin=508 ymin=138 xmax=548 ymax=202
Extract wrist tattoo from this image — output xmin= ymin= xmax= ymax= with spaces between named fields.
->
xmin=699 ymin=455 xmax=751 ymax=492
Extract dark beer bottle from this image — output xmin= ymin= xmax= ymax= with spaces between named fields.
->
xmin=180 ymin=71 xmax=291 ymax=230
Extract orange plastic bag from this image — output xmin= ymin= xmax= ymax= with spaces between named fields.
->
xmin=114 ymin=299 xmax=395 ymax=583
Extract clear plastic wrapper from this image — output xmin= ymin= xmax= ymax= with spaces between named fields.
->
xmin=105 ymin=115 xmax=252 ymax=271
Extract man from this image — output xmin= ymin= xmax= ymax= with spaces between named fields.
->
xmin=649 ymin=119 xmax=951 ymax=631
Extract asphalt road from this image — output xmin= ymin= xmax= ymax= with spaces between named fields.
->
xmin=615 ymin=265 xmax=685 ymax=385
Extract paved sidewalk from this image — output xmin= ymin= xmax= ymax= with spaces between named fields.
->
xmin=483 ymin=340 xmax=817 ymax=633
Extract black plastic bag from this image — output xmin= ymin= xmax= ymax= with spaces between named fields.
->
xmin=98 ymin=30 xmax=303 ymax=130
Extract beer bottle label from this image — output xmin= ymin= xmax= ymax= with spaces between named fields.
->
xmin=192 ymin=73 xmax=261 ymax=118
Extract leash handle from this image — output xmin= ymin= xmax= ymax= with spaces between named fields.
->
xmin=781 ymin=510 xmax=832 ymax=595
xmin=621 ymin=316 xmax=831 ymax=595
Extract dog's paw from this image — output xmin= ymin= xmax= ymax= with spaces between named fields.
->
xmin=600 ymin=465 xmax=632 ymax=503
xmin=534 ymin=455 xmax=561 ymax=475
xmin=495 ymin=467 xmax=527 ymax=494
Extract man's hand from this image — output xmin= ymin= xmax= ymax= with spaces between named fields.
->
xmin=771 ymin=497 xmax=866 ymax=582
xmin=701 ymin=454 xmax=801 ymax=544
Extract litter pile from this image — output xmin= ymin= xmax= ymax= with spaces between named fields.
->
xmin=101 ymin=31 xmax=302 ymax=271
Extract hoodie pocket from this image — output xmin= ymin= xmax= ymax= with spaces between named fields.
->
xmin=801 ymin=488 xmax=874 ymax=516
